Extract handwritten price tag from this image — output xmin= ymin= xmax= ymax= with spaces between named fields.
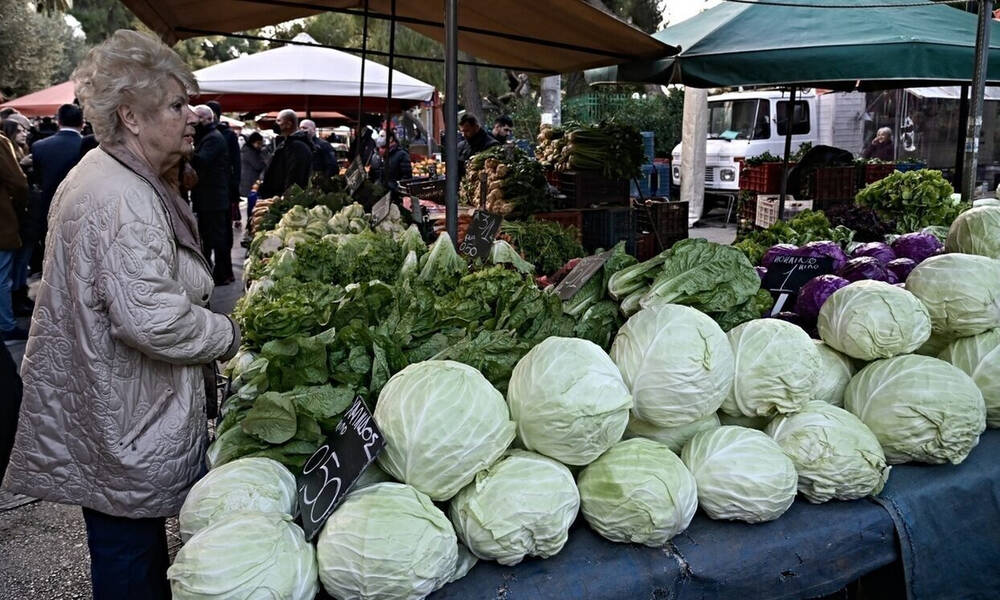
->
xmin=459 ymin=210 xmax=502 ymax=258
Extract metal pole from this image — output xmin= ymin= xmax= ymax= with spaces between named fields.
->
xmin=956 ymin=85 xmax=970 ymax=188
xmin=357 ymin=0 xmax=370 ymax=152
xmin=383 ymin=0 xmax=396 ymax=186
xmin=963 ymin=0 xmax=993 ymax=202
xmin=778 ymin=86 xmax=797 ymax=220
xmin=445 ymin=0 xmax=459 ymax=240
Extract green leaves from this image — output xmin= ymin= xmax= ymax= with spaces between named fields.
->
xmin=233 ymin=279 xmax=344 ymax=349
xmin=642 ymin=238 xmax=760 ymax=314
xmin=241 ymin=392 xmax=298 ymax=444
xmin=855 ymin=169 xmax=966 ymax=233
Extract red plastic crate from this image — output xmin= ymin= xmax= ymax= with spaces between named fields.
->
xmin=532 ymin=210 xmax=583 ymax=242
xmin=812 ymin=166 xmax=858 ymax=210
xmin=740 ymin=162 xmax=794 ymax=194
xmin=864 ymin=163 xmax=896 ymax=185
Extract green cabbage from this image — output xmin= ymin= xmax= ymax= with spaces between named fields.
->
xmin=681 ymin=426 xmax=797 ymax=523
xmin=507 ymin=337 xmax=632 ymax=466
xmin=178 ymin=458 xmax=297 ymax=542
xmin=845 ymin=355 xmax=986 ymax=464
xmin=577 ymin=438 xmax=698 ymax=547
xmin=375 ymin=361 xmax=515 ymax=500
xmin=905 ymin=253 xmax=1000 ymax=338
xmin=718 ymin=412 xmax=772 ymax=430
xmin=316 ymin=483 xmax=457 ymax=600
xmin=624 ymin=412 xmax=721 ymax=454
xmin=449 ymin=450 xmax=579 ymax=566
xmin=168 ymin=512 xmax=317 ymax=600
xmin=610 ymin=304 xmax=734 ymax=428
xmin=766 ymin=401 xmax=890 ymax=503
xmin=939 ymin=328 xmax=1000 ymax=428
xmin=721 ymin=319 xmax=820 ymax=418
xmin=812 ymin=342 xmax=856 ymax=407
xmin=818 ymin=281 xmax=931 ymax=361
xmin=945 ymin=205 xmax=1000 ymax=259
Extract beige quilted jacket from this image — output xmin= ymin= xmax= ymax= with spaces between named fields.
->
xmin=3 ymin=148 xmax=238 ymax=518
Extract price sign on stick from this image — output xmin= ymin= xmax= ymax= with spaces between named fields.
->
xmin=762 ymin=255 xmax=834 ymax=315
xmin=459 ymin=210 xmax=503 ymax=258
xmin=297 ymin=397 xmax=385 ymax=541
xmin=371 ymin=192 xmax=392 ymax=225
xmin=554 ymin=251 xmax=612 ymax=301
xmin=346 ymin=156 xmax=365 ymax=196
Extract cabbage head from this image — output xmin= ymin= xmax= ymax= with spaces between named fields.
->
xmin=915 ymin=330 xmax=955 ymax=357
xmin=681 ymin=426 xmax=797 ymax=523
xmin=508 ymin=337 xmax=632 ymax=466
xmin=375 ymin=360 xmax=515 ymax=501
xmin=316 ymin=483 xmax=457 ymax=600
xmin=449 ymin=450 xmax=579 ymax=566
xmin=905 ymin=253 xmax=1000 ymax=338
xmin=577 ymin=438 xmax=698 ymax=547
xmin=845 ymin=355 xmax=986 ymax=464
xmin=624 ymin=412 xmax=720 ymax=454
xmin=178 ymin=457 xmax=296 ymax=542
xmin=721 ymin=319 xmax=820 ymax=418
xmin=945 ymin=205 xmax=1000 ymax=259
xmin=812 ymin=342 xmax=856 ymax=407
xmin=939 ymin=328 xmax=1000 ymax=428
xmin=168 ymin=512 xmax=317 ymax=600
xmin=818 ymin=281 xmax=931 ymax=361
xmin=766 ymin=401 xmax=890 ymax=503
xmin=610 ymin=304 xmax=734 ymax=428
xmin=718 ymin=412 xmax=772 ymax=430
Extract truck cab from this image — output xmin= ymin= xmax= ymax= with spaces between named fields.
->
xmin=671 ymin=89 xmax=818 ymax=206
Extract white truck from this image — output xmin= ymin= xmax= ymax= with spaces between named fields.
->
xmin=670 ymin=89 xmax=866 ymax=211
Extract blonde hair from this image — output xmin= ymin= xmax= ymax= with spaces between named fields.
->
xmin=72 ymin=29 xmax=197 ymax=144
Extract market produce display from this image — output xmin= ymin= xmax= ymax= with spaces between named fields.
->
xmin=811 ymin=341 xmax=856 ymax=408
xmin=855 ymin=169 xmax=966 ymax=233
xmin=766 ymin=401 xmax=890 ymax=504
xmin=939 ymin=328 xmax=1000 ymax=428
xmin=945 ymin=205 xmax=1000 ymax=259
xmin=681 ymin=426 xmax=798 ymax=523
xmin=817 ymin=281 xmax=932 ymax=361
xmin=459 ymin=146 xmax=550 ymax=216
xmin=536 ymin=122 xmax=644 ymax=180
xmin=905 ymin=253 xmax=1000 ymax=338
xmin=499 ymin=219 xmax=585 ymax=276
xmin=577 ymin=438 xmax=698 ymax=547
xmin=623 ymin=412 xmax=721 ymax=454
xmin=845 ymin=355 xmax=986 ymax=465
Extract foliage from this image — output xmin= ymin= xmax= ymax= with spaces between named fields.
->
xmin=499 ymin=219 xmax=585 ymax=275
xmin=233 ymin=279 xmax=344 ymax=348
xmin=0 ymin=0 xmax=75 ymax=98
xmin=69 ymin=0 xmax=139 ymax=44
xmin=734 ymin=210 xmax=855 ymax=265
xmin=855 ymin=169 xmax=966 ymax=233
xmin=562 ymin=88 xmax=684 ymax=157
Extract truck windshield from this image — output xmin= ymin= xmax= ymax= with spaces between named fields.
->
xmin=708 ymin=99 xmax=770 ymax=140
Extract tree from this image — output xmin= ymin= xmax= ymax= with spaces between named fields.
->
xmin=0 ymin=0 xmax=68 ymax=98
xmin=69 ymin=0 xmax=139 ymax=45
xmin=172 ymin=32 xmax=271 ymax=71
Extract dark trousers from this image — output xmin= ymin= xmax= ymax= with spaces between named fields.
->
xmin=82 ymin=507 xmax=171 ymax=600
xmin=0 ymin=341 xmax=22 ymax=485
xmin=196 ymin=209 xmax=234 ymax=283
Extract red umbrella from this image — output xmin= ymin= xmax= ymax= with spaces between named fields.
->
xmin=0 ymin=81 xmax=75 ymax=117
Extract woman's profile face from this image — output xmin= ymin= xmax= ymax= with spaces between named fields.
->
xmin=137 ymin=77 xmax=197 ymax=169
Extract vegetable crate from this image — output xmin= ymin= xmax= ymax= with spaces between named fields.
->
xmin=630 ymin=164 xmax=656 ymax=198
xmin=895 ymin=162 xmax=926 ymax=173
xmin=654 ymin=162 xmax=672 ymax=196
xmin=737 ymin=192 xmax=758 ymax=236
xmin=581 ymin=207 xmax=635 ymax=254
xmin=861 ymin=163 xmax=896 ymax=186
xmin=740 ymin=162 xmax=792 ymax=194
xmin=810 ymin=166 xmax=858 ymax=210
xmin=755 ymin=195 xmax=813 ymax=229
xmin=636 ymin=232 xmax=658 ymax=261
xmin=532 ymin=210 xmax=584 ymax=242
xmin=635 ymin=199 xmax=688 ymax=253
xmin=556 ymin=170 xmax=629 ymax=209
xmin=640 ymin=131 xmax=655 ymax=164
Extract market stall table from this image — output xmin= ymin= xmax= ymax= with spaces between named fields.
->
xmin=431 ymin=430 xmax=1000 ymax=600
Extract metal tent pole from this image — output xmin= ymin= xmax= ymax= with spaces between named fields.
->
xmin=778 ymin=86 xmax=797 ymax=220
xmin=444 ymin=0 xmax=458 ymax=240
xmin=962 ymin=0 xmax=994 ymax=201
xmin=357 ymin=0 xmax=370 ymax=155
xmin=956 ymin=85 xmax=970 ymax=188
xmin=383 ymin=0 xmax=396 ymax=186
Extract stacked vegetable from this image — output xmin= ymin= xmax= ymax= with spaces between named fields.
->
xmin=535 ymin=122 xmax=644 ymax=180
xmin=459 ymin=146 xmax=550 ymax=216
xmin=855 ymin=169 xmax=967 ymax=233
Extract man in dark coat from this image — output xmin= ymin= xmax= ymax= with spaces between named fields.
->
xmin=19 ymin=103 xmax=84 ymax=310
xmin=300 ymin=119 xmax=338 ymax=178
xmin=457 ymin=113 xmax=499 ymax=178
xmin=190 ymin=105 xmax=234 ymax=285
xmin=206 ymin=101 xmax=242 ymax=226
xmin=259 ymin=109 xmax=314 ymax=199
xmin=370 ymin=129 xmax=412 ymax=197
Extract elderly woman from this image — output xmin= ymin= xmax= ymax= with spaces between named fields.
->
xmin=1 ymin=30 xmax=240 ymax=599
xmin=862 ymin=127 xmax=895 ymax=161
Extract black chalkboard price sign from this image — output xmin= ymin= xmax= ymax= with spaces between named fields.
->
xmin=297 ymin=397 xmax=385 ymax=541
xmin=763 ymin=255 xmax=834 ymax=315
xmin=371 ymin=192 xmax=392 ymax=225
xmin=345 ymin=156 xmax=366 ymax=196
xmin=459 ymin=210 xmax=503 ymax=258
xmin=554 ymin=251 xmax=612 ymax=301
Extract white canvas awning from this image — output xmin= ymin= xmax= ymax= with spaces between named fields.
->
xmin=908 ymin=86 xmax=1000 ymax=101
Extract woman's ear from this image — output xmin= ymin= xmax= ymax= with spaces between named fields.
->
xmin=118 ymin=104 xmax=142 ymax=136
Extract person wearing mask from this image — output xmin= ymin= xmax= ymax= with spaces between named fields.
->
xmin=190 ymin=104 xmax=234 ymax=285
xmin=492 ymin=115 xmax=514 ymax=145
xmin=370 ymin=129 xmax=412 ymax=197
xmin=205 ymin=101 xmax=242 ymax=228
xmin=259 ymin=109 xmax=313 ymax=199
xmin=2 ymin=31 xmax=240 ymax=600
xmin=18 ymin=104 xmax=85 ymax=312
xmin=299 ymin=119 xmax=338 ymax=178
xmin=862 ymin=127 xmax=895 ymax=161
xmin=0 ymin=122 xmax=28 ymax=341
xmin=457 ymin=113 xmax=499 ymax=178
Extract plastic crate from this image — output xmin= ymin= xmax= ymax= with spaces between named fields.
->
xmin=556 ymin=170 xmax=628 ymax=209
xmin=755 ymin=195 xmax=813 ymax=229
xmin=630 ymin=164 xmax=656 ymax=198
xmin=895 ymin=162 xmax=926 ymax=173
xmin=635 ymin=199 xmax=688 ymax=253
xmin=654 ymin=163 xmax=672 ymax=196
xmin=581 ymin=206 xmax=635 ymax=253
xmin=531 ymin=210 xmax=583 ymax=242
xmin=544 ymin=171 xmax=560 ymax=187
xmin=636 ymin=232 xmax=658 ymax=261
xmin=640 ymin=131 xmax=655 ymax=164
xmin=740 ymin=162 xmax=794 ymax=194
xmin=811 ymin=166 xmax=858 ymax=210
xmin=862 ymin=163 xmax=896 ymax=185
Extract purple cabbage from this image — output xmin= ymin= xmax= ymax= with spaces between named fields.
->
xmin=795 ymin=241 xmax=848 ymax=272
xmin=795 ymin=274 xmax=850 ymax=322
xmin=851 ymin=242 xmax=897 ymax=265
xmin=755 ymin=266 xmax=768 ymax=280
xmin=890 ymin=232 xmax=943 ymax=263
xmin=838 ymin=256 xmax=891 ymax=282
xmin=887 ymin=257 xmax=917 ymax=282
xmin=760 ymin=244 xmax=799 ymax=269
xmin=886 ymin=269 xmax=900 ymax=285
